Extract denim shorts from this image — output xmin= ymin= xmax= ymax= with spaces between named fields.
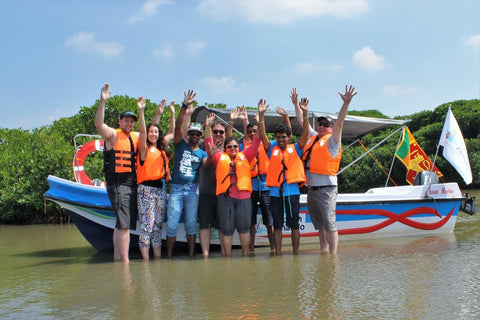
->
xmin=166 ymin=183 xmax=199 ymax=237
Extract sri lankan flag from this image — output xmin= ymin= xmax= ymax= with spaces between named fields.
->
xmin=395 ymin=127 xmax=443 ymax=185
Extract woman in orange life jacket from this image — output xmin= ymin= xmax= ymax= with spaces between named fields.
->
xmin=257 ymin=97 xmax=310 ymax=255
xmin=204 ymin=111 xmax=261 ymax=257
xmin=234 ymin=107 xmax=291 ymax=253
xmin=136 ymin=97 xmax=175 ymax=260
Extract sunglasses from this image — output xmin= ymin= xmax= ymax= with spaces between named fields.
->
xmin=213 ymin=129 xmax=225 ymax=135
xmin=188 ymin=131 xmax=202 ymax=136
xmin=318 ymin=122 xmax=331 ymax=128
xmin=226 ymin=144 xmax=239 ymax=149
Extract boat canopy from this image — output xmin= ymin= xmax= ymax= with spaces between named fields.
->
xmin=191 ymin=106 xmax=410 ymax=139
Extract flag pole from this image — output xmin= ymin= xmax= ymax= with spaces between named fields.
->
xmin=385 ymin=125 xmax=406 ymax=187
xmin=430 ymin=105 xmax=450 ymax=172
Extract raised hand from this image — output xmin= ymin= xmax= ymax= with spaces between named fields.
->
xmin=298 ymin=97 xmax=309 ymax=115
xmin=206 ymin=112 xmax=216 ymax=127
xmin=156 ymin=99 xmax=166 ymax=115
xmin=183 ymin=89 xmax=197 ymax=107
xmin=253 ymin=112 xmax=259 ymax=123
xmin=275 ymin=106 xmax=288 ymax=116
xmin=168 ymin=101 xmax=175 ymax=114
xmin=258 ymin=99 xmax=269 ymax=115
xmin=238 ymin=106 xmax=248 ymax=122
xmin=338 ymin=85 xmax=357 ymax=104
xmin=230 ymin=107 xmax=239 ymax=122
xmin=290 ymin=88 xmax=299 ymax=106
xmin=137 ymin=97 xmax=146 ymax=111
xmin=101 ymin=83 xmax=112 ymax=101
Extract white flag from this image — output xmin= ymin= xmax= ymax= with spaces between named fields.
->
xmin=439 ymin=107 xmax=472 ymax=184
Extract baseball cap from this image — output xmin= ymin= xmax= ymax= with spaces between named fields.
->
xmin=187 ymin=122 xmax=203 ymax=133
xmin=119 ymin=111 xmax=137 ymax=121
xmin=317 ymin=116 xmax=334 ymax=126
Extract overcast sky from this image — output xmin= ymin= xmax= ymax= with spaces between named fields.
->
xmin=1 ymin=0 xmax=479 ymax=129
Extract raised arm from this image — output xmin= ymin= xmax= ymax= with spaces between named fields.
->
xmin=297 ymin=98 xmax=310 ymax=148
xmin=151 ymin=99 xmax=166 ymax=124
xmin=163 ymin=101 xmax=176 ymax=146
xmin=174 ymin=90 xmax=196 ymax=144
xmin=275 ymin=106 xmax=291 ymax=130
xmin=226 ymin=107 xmax=238 ymax=138
xmin=332 ymin=85 xmax=357 ymax=143
xmin=238 ymin=106 xmax=249 ymax=140
xmin=94 ymin=83 xmax=117 ymax=146
xmin=137 ymin=97 xmax=147 ymax=161
xmin=257 ymin=99 xmax=271 ymax=151
xmin=290 ymin=88 xmax=313 ymax=132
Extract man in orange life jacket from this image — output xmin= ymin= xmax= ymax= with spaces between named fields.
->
xmin=258 ymin=98 xmax=310 ymax=255
xmin=94 ymin=83 xmax=138 ymax=262
xmin=292 ymin=85 xmax=357 ymax=254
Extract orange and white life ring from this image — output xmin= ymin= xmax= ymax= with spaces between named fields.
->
xmin=73 ymin=140 xmax=105 ymax=186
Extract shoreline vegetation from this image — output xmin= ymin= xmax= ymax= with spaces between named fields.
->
xmin=1 ymin=97 xmax=479 ymax=224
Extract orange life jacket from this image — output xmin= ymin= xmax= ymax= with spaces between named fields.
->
xmin=302 ymin=134 xmax=342 ymax=176
xmin=244 ymin=141 xmax=269 ymax=177
xmin=266 ymin=144 xmax=306 ymax=187
xmin=104 ymin=129 xmax=138 ymax=174
xmin=137 ymin=146 xmax=170 ymax=184
xmin=216 ymin=152 xmax=252 ymax=195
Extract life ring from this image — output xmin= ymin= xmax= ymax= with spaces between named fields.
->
xmin=73 ymin=140 xmax=105 ymax=186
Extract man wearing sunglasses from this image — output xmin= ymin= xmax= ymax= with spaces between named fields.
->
xmin=198 ymin=119 xmax=227 ymax=257
xmin=165 ymin=90 xmax=207 ymax=258
xmin=291 ymin=85 xmax=357 ymax=254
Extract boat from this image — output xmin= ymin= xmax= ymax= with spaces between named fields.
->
xmin=45 ymin=107 xmax=467 ymax=250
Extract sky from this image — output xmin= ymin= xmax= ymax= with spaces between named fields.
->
xmin=1 ymin=0 xmax=479 ymax=130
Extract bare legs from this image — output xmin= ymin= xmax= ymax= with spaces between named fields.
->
xmin=319 ymin=228 xmax=338 ymax=254
xmin=199 ymin=228 xmax=211 ymax=257
xmin=249 ymin=225 xmax=256 ymax=251
xmin=113 ymin=228 xmax=130 ymax=262
xmin=187 ymin=234 xmax=196 ymax=257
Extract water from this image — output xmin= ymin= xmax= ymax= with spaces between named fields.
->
xmin=1 ymin=201 xmax=479 ymax=319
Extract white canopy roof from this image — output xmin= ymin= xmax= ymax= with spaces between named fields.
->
xmin=191 ymin=106 xmax=410 ymax=139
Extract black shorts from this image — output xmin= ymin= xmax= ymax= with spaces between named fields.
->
xmin=106 ymin=182 xmax=137 ymax=230
xmin=217 ymin=194 xmax=252 ymax=236
xmin=198 ymin=193 xmax=219 ymax=229
xmin=270 ymin=195 xmax=300 ymax=230
xmin=251 ymin=190 xmax=273 ymax=227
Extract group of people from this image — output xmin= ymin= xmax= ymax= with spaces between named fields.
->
xmin=94 ymin=83 xmax=357 ymax=262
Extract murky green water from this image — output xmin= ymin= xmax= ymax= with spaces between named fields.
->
xmin=1 ymin=193 xmax=479 ymax=319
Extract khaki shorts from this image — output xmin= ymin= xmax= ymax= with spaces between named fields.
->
xmin=307 ymin=186 xmax=338 ymax=232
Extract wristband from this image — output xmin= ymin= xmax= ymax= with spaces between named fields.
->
xmin=181 ymin=103 xmax=189 ymax=109
xmin=257 ymin=120 xmax=264 ymax=124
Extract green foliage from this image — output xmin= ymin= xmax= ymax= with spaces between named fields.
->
xmin=0 ymin=127 xmax=72 ymax=223
xmin=1 ymin=96 xmax=479 ymax=223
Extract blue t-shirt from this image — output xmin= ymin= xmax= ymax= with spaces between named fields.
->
xmin=240 ymin=142 xmax=269 ymax=192
xmin=171 ymin=139 xmax=207 ymax=185
xmin=267 ymin=140 xmax=303 ymax=197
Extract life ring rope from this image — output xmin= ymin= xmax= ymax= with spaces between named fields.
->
xmin=73 ymin=139 xmax=105 ymax=186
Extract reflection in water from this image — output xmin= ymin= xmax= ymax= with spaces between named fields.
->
xmin=1 ymin=218 xmax=480 ymax=319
